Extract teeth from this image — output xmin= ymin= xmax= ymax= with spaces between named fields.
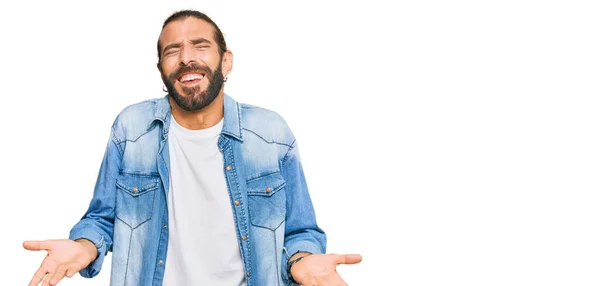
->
xmin=180 ymin=74 xmax=204 ymax=82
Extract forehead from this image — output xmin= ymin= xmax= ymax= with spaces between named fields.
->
xmin=159 ymin=17 xmax=216 ymax=46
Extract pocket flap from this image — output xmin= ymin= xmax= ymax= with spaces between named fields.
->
xmin=116 ymin=176 xmax=159 ymax=197
xmin=246 ymin=173 xmax=286 ymax=197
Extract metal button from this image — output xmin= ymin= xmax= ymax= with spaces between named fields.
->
xmin=247 ymin=271 xmax=251 ymax=277
xmin=265 ymin=187 xmax=271 ymax=193
xmin=234 ymin=200 xmax=240 ymax=206
xmin=226 ymin=166 xmax=232 ymax=171
xmin=132 ymin=187 xmax=138 ymax=193
xmin=163 ymin=224 xmax=167 ymax=229
xmin=242 ymin=235 xmax=247 ymax=241
xmin=158 ymin=260 xmax=164 ymax=265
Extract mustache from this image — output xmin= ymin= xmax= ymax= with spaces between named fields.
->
xmin=169 ymin=63 xmax=213 ymax=81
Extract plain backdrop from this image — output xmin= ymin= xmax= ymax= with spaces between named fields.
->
xmin=2 ymin=0 xmax=599 ymax=285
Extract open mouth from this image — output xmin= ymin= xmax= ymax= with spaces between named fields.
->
xmin=178 ymin=72 xmax=205 ymax=85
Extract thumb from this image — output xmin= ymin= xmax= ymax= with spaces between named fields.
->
xmin=23 ymin=240 xmax=50 ymax=251
xmin=336 ymin=254 xmax=363 ymax=265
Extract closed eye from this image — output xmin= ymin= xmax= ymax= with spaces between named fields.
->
xmin=164 ymin=49 xmax=179 ymax=56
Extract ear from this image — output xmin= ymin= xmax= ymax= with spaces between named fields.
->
xmin=221 ymin=50 xmax=233 ymax=78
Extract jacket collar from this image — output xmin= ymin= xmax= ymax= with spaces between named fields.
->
xmin=221 ymin=93 xmax=243 ymax=141
xmin=150 ymin=93 xmax=243 ymax=141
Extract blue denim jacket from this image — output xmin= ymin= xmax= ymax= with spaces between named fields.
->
xmin=69 ymin=94 xmax=326 ymax=285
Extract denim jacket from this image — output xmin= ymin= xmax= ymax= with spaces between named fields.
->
xmin=69 ymin=94 xmax=326 ymax=285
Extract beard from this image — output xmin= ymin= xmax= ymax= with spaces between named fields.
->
xmin=161 ymin=62 xmax=224 ymax=112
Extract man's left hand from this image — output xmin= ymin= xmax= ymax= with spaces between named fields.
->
xmin=290 ymin=253 xmax=362 ymax=285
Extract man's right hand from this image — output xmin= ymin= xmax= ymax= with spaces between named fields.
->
xmin=23 ymin=239 xmax=97 ymax=286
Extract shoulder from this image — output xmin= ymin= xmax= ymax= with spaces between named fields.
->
xmin=240 ymin=102 xmax=296 ymax=146
xmin=111 ymin=97 xmax=165 ymax=142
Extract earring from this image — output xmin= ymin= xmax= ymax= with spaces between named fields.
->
xmin=223 ymin=76 xmax=228 ymax=82
xmin=162 ymin=85 xmax=168 ymax=92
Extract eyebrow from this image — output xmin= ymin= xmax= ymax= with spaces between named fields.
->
xmin=191 ymin=38 xmax=212 ymax=45
xmin=162 ymin=38 xmax=213 ymax=55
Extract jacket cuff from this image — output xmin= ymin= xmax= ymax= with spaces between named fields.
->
xmin=285 ymin=241 xmax=323 ymax=261
xmin=69 ymin=229 xmax=107 ymax=278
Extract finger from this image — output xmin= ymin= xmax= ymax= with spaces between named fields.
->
xmin=65 ymin=267 xmax=78 ymax=278
xmin=41 ymin=272 xmax=54 ymax=286
xmin=336 ymin=254 xmax=363 ymax=265
xmin=48 ymin=267 xmax=67 ymax=286
xmin=40 ymin=259 xmax=59 ymax=286
xmin=23 ymin=240 xmax=50 ymax=251
xmin=28 ymin=266 xmax=48 ymax=286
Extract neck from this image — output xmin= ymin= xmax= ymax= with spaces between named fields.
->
xmin=169 ymin=92 xmax=224 ymax=130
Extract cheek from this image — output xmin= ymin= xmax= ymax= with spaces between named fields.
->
xmin=197 ymin=51 xmax=220 ymax=67
xmin=198 ymin=53 xmax=212 ymax=63
xmin=160 ymin=60 xmax=179 ymax=78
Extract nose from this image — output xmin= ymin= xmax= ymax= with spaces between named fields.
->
xmin=179 ymin=43 xmax=196 ymax=66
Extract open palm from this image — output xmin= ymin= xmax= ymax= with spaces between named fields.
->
xmin=291 ymin=253 xmax=362 ymax=286
xmin=23 ymin=239 xmax=96 ymax=286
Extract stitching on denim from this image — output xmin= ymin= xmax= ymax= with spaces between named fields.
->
xmin=158 ymin=140 xmax=170 ymax=187
xmin=250 ymin=217 xmax=285 ymax=231
xmin=274 ymin=228 xmax=281 ymax=286
xmin=237 ymin=102 xmax=243 ymax=137
xmin=220 ymin=142 xmax=252 ymax=281
xmin=115 ymin=181 xmax=159 ymax=195
xmin=247 ymin=184 xmax=286 ymax=230
xmin=115 ymin=216 xmax=130 ymax=228
xmin=223 ymin=152 xmax=245 ymax=253
xmin=111 ymin=128 xmax=125 ymax=156
xmin=124 ymin=128 xmax=154 ymax=143
xmin=246 ymin=169 xmax=282 ymax=182
xmin=119 ymin=170 xmax=160 ymax=177
xmin=283 ymin=246 xmax=290 ymax=260
xmin=228 ymin=147 xmax=252 ymax=279
xmin=115 ymin=190 xmax=154 ymax=229
xmin=95 ymin=235 xmax=104 ymax=249
xmin=116 ymin=141 xmax=125 ymax=156
xmin=123 ymin=227 xmax=133 ymax=285
xmin=242 ymin=128 xmax=294 ymax=148
xmin=152 ymin=210 xmax=168 ymax=285
xmin=280 ymin=139 xmax=297 ymax=167
xmin=247 ymin=181 xmax=286 ymax=197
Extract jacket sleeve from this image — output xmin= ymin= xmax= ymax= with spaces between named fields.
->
xmin=68 ymin=126 xmax=121 ymax=278
xmin=280 ymin=139 xmax=327 ymax=284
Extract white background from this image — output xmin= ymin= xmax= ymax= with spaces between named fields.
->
xmin=1 ymin=0 xmax=599 ymax=285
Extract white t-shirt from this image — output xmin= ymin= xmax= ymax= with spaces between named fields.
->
xmin=163 ymin=116 xmax=246 ymax=286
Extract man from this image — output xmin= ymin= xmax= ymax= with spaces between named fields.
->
xmin=24 ymin=9 xmax=361 ymax=286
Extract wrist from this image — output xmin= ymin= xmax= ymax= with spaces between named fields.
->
xmin=287 ymin=252 xmax=311 ymax=283
xmin=288 ymin=252 xmax=311 ymax=263
xmin=75 ymin=239 xmax=98 ymax=263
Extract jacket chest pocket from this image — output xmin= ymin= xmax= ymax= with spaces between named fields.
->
xmin=247 ymin=173 xmax=287 ymax=231
xmin=115 ymin=174 xmax=159 ymax=229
